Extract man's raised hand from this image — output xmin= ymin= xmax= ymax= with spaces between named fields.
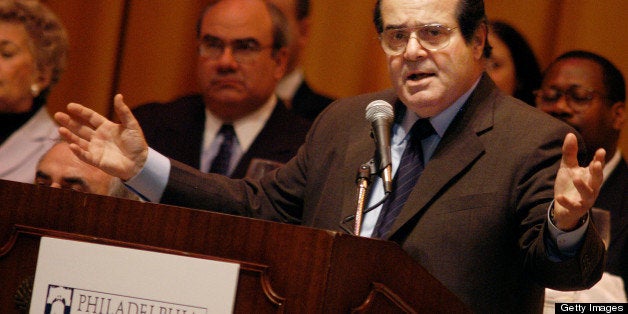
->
xmin=54 ymin=94 xmax=148 ymax=181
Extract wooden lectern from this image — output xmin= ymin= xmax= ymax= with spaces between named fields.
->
xmin=0 ymin=179 xmax=468 ymax=313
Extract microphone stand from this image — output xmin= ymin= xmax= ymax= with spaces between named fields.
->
xmin=354 ymin=160 xmax=375 ymax=235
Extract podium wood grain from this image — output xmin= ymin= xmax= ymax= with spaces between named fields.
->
xmin=0 ymin=179 xmax=468 ymax=313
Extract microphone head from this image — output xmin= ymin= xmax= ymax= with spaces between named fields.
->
xmin=365 ymin=100 xmax=394 ymax=123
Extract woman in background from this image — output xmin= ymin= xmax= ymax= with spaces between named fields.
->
xmin=486 ymin=20 xmax=541 ymax=105
xmin=0 ymin=0 xmax=68 ymax=183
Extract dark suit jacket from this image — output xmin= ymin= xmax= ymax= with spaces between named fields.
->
xmin=132 ymin=94 xmax=312 ymax=178
xmin=290 ymin=80 xmax=333 ymax=121
xmin=596 ymin=155 xmax=628 ymax=294
xmin=159 ymin=75 xmax=605 ymax=312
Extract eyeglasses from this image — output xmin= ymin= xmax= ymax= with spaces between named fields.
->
xmin=533 ymin=86 xmax=608 ymax=112
xmin=198 ymin=36 xmax=273 ymax=63
xmin=379 ymin=24 xmax=458 ymax=55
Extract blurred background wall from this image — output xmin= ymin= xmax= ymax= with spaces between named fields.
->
xmin=43 ymin=0 xmax=628 ymax=151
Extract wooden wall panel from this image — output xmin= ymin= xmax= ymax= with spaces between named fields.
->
xmin=43 ymin=0 xmax=125 ymax=117
xmin=116 ymin=1 xmax=205 ymax=108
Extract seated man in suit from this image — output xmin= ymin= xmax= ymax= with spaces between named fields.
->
xmin=132 ymin=0 xmax=312 ymax=178
xmin=268 ymin=0 xmax=334 ymax=120
xmin=535 ymin=50 xmax=627 ymax=297
xmin=35 ymin=141 xmax=139 ymax=200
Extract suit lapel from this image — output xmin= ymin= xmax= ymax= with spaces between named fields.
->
xmin=233 ymin=101 xmax=283 ymax=177
xmin=233 ymin=99 xmax=311 ymax=178
xmin=385 ymin=75 xmax=497 ymax=240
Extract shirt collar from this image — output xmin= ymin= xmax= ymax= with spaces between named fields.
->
xmin=203 ymin=94 xmax=277 ymax=152
xmin=275 ymin=68 xmax=304 ymax=101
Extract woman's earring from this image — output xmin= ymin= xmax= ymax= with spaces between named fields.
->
xmin=30 ymin=84 xmax=40 ymax=97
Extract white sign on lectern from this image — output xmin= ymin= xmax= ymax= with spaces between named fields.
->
xmin=30 ymin=237 xmax=240 ymax=314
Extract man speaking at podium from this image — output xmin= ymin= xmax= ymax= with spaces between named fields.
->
xmin=55 ymin=0 xmax=606 ymax=311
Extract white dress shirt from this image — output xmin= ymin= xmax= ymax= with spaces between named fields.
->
xmin=200 ymin=95 xmax=276 ymax=174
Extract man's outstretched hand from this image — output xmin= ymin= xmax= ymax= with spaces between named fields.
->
xmin=54 ymin=94 xmax=148 ymax=181
xmin=552 ymin=133 xmax=605 ymax=231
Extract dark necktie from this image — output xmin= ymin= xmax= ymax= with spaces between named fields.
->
xmin=209 ymin=124 xmax=236 ymax=175
xmin=372 ymin=119 xmax=435 ymax=239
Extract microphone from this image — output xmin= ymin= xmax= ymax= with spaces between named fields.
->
xmin=365 ymin=100 xmax=394 ymax=194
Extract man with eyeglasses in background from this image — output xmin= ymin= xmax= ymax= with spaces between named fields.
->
xmin=535 ymin=50 xmax=627 ymax=301
xmin=55 ymin=0 xmax=607 ymax=311
xmin=131 ymin=0 xmax=311 ymax=179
